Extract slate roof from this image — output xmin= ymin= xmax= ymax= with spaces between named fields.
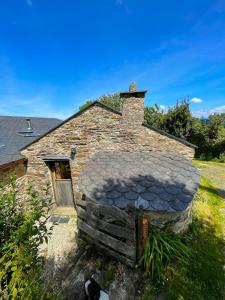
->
xmin=78 ymin=151 xmax=200 ymax=212
xmin=0 ymin=116 xmax=61 ymax=165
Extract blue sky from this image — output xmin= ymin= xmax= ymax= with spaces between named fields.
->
xmin=0 ymin=0 xmax=225 ymax=119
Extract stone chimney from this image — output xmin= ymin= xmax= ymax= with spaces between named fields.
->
xmin=120 ymin=82 xmax=147 ymax=126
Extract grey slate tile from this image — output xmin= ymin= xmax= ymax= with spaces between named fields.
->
xmin=124 ymin=191 xmax=139 ymax=200
xmin=78 ymin=151 xmax=200 ymax=212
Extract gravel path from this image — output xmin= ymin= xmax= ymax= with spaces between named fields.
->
xmin=39 ymin=207 xmax=78 ymax=268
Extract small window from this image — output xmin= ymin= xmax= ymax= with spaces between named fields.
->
xmin=50 ymin=161 xmax=71 ymax=179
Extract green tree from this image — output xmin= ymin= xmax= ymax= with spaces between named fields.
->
xmin=79 ymin=100 xmax=93 ymax=111
xmin=162 ymin=100 xmax=193 ymax=139
xmin=98 ymin=93 xmax=121 ymax=111
xmin=189 ymin=113 xmax=225 ymax=158
xmin=79 ymin=93 xmax=122 ymax=111
xmin=144 ymin=104 xmax=164 ymax=129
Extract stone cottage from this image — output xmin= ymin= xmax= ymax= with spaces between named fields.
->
xmin=21 ymin=84 xmax=200 ymax=237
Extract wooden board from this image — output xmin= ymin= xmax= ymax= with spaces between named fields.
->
xmin=77 ymin=199 xmax=137 ymax=266
xmin=77 ymin=206 xmax=135 ymax=242
xmin=78 ymin=219 xmax=136 ymax=259
xmin=86 ymin=202 xmax=135 ymax=228
xmin=82 ymin=232 xmax=135 ymax=267
xmin=54 ymin=179 xmax=74 ymax=206
xmin=76 ymin=197 xmax=86 ymax=207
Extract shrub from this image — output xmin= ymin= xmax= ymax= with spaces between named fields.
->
xmin=140 ymin=227 xmax=191 ymax=283
xmin=219 ymin=152 xmax=225 ymax=163
xmin=0 ymin=177 xmax=54 ymax=299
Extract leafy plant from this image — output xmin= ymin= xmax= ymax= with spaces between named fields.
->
xmin=0 ymin=177 xmax=55 ymax=299
xmin=140 ymin=227 xmax=191 ymax=282
xmin=144 ymin=104 xmax=165 ymax=129
xmin=79 ymin=93 xmax=122 ymax=112
xmin=162 ymin=100 xmax=193 ymax=139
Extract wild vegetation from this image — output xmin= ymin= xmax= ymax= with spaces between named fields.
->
xmin=0 ymin=178 xmax=55 ymax=299
xmin=80 ymin=95 xmax=225 ymax=161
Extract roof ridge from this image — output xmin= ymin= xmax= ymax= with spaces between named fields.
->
xmin=0 ymin=115 xmax=62 ymax=120
xmin=142 ymin=123 xmax=197 ymax=149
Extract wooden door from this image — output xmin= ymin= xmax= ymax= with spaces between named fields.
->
xmin=50 ymin=161 xmax=74 ymax=207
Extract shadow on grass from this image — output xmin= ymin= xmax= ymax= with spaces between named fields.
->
xmin=198 ymin=184 xmax=220 ymax=196
xmin=199 ymin=183 xmax=225 ymax=202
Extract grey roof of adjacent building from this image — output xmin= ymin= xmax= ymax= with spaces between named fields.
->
xmin=78 ymin=151 xmax=200 ymax=212
xmin=0 ymin=116 xmax=61 ymax=165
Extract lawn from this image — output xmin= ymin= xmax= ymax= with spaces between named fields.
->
xmin=140 ymin=160 xmax=225 ymax=300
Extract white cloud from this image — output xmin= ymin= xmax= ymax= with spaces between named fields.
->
xmin=26 ymin=0 xmax=32 ymax=7
xmin=193 ymin=105 xmax=225 ymax=118
xmin=115 ymin=0 xmax=131 ymax=14
xmin=190 ymin=97 xmax=203 ymax=103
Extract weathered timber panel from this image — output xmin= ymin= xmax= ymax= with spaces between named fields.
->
xmin=78 ymin=219 xmax=135 ymax=258
xmin=83 ymin=232 xmax=135 ymax=267
xmin=76 ymin=197 xmax=86 ymax=207
xmin=77 ymin=206 xmax=135 ymax=242
xmin=54 ymin=179 xmax=74 ymax=206
xmin=86 ymin=202 xmax=135 ymax=228
xmin=77 ymin=200 xmax=137 ymax=266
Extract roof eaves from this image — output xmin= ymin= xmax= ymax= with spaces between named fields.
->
xmin=20 ymin=101 xmax=121 ymax=151
xmin=142 ymin=123 xmax=198 ymax=149
xmin=0 ymin=157 xmax=27 ymax=170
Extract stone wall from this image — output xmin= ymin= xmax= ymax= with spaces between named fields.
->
xmin=121 ymin=96 xmax=144 ymax=126
xmin=21 ymin=100 xmax=195 ymax=206
xmin=144 ymin=203 xmax=193 ymax=233
xmin=0 ymin=159 xmax=27 ymax=185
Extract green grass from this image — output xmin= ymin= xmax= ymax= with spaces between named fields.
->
xmin=194 ymin=159 xmax=225 ymax=168
xmin=165 ymin=176 xmax=225 ymax=300
xmin=139 ymin=172 xmax=225 ymax=300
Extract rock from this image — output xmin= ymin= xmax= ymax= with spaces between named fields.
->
xmin=109 ymin=276 xmax=135 ymax=300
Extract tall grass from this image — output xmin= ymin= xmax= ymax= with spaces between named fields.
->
xmin=140 ymin=227 xmax=191 ymax=282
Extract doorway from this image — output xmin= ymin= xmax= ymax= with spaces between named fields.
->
xmin=49 ymin=160 xmax=74 ymax=207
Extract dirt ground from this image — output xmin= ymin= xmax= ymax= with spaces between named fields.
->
xmin=39 ymin=207 xmax=78 ymax=267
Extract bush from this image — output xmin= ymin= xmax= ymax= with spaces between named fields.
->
xmin=140 ymin=227 xmax=190 ymax=283
xmin=199 ymin=152 xmax=213 ymax=161
xmin=0 ymin=177 xmax=54 ymax=299
xmin=211 ymin=152 xmax=225 ymax=163
xmin=219 ymin=152 xmax=225 ymax=163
